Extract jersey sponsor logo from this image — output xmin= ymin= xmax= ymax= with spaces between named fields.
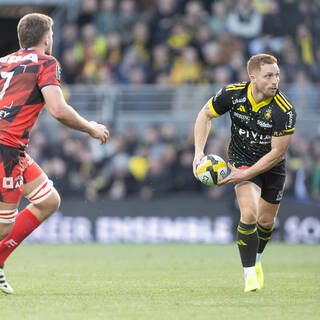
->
xmin=56 ymin=65 xmax=61 ymax=81
xmin=273 ymin=131 xmax=285 ymax=137
xmin=234 ymin=112 xmax=250 ymax=121
xmin=285 ymin=110 xmax=294 ymax=129
xmin=2 ymin=176 xmax=23 ymax=189
xmin=276 ymin=189 xmax=284 ymax=201
xmin=239 ymin=128 xmax=271 ymax=144
xmin=4 ymin=239 xmax=18 ymax=248
xmin=237 ymin=240 xmax=247 ymax=246
xmin=257 ymin=120 xmax=272 ymax=128
xmin=0 ymin=53 xmax=38 ymax=64
xmin=232 ymin=97 xmax=246 ymax=104
xmin=0 ymin=106 xmax=21 ymax=123
xmin=237 ymin=105 xmax=246 ymax=112
xmin=264 ymin=109 xmax=272 ymax=119
xmin=0 ymin=110 xmax=11 ymax=119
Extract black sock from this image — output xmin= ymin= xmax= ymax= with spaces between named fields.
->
xmin=257 ymin=223 xmax=274 ymax=254
xmin=237 ymin=221 xmax=258 ymax=267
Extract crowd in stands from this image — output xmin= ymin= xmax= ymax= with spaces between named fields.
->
xmin=27 ymin=0 xmax=320 ymax=203
xmin=28 ymin=121 xmax=320 ymax=203
xmin=58 ymin=0 xmax=320 ymax=88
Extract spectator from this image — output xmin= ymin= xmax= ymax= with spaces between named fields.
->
xmin=170 ymin=46 xmax=202 ymax=84
xmin=117 ymin=0 xmax=140 ymax=43
xmin=296 ymin=24 xmax=315 ymax=66
xmin=226 ymin=0 xmax=262 ymax=40
xmin=167 ymin=21 xmax=192 ymax=55
xmin=184 ymin=1 xmax=208 ymax=31
xmin=150 ymin=0 xmax=178 ymax=45
xmin=150 ymin=43 xmax=172 ymax=82
xmin=61 ymin=48 xmax=82 ymax=84
xmin=130 ymin=21 xmax=151 ymax=65
xmin=287 ymin=71 xmax=318 ymax=111
xmin=249 ymin=0 xmax=286 ymax=56
xmin=94 ymin=0 xmax=118 ymax=35
xmin=58 ymin=23 xmax=78 ymax=61
xmin=77 ymin=0 xmax=98 ymax=27
xmin=208 ymin=1 xmax=229 ymax=35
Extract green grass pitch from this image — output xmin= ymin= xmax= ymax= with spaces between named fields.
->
xmin=1 ymin=244 xmax=319 ymax=320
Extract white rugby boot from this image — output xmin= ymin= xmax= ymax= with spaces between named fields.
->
xmin=0 ymin=268 xmax=14 ymax=294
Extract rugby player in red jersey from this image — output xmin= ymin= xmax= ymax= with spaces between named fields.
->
xmin=0 ymin=13 xmax=109 ymax=293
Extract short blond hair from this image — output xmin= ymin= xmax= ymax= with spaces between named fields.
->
xmin=17 ymin=13 xmax=53 ymax=49
xmin=247 ymin=54 xmax=277 ymax=75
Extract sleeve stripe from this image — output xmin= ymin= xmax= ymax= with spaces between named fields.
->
xmin=276 ymin=94 xmax=292 ymax=110
xmin=283 ymin=128 xmax=295 ymax=132
xmin=225 ymin=86 xmax=245 ymax=91
xmin=226 ymin=82 xmax=247 ymax=87
xmin=279 ymin=92 xmax=294 ymax=109
xmin=274 ymin=96 xmax=288 ymax=112
xmin=208 ymin=97 xmax=220 ymax=118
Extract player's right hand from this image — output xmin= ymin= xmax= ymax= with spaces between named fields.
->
xmin=193 ymin=152 xmax=204 ymax=180
xmin=88 ymin=121 xmax=110 ymax=144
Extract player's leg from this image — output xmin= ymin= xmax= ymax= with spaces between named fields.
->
xmin=255 ymin=198 xmax=280 ymax=289
xmin=257 ymin=198 xmax=280 ymax=258
xmin=0 ymin=157 xmax=60 ymax=267
xmin=0 ymin=203 xmax=19 ymax=294
xmin=255 ymin=172 xmax=284 ymax=289
xmin=0 ymin=145 xmax=24 ymax=293
xmin=0 ymin=156 xmax=60 ymax=293
xmin=235 ymin=181 xmax=261 ymax=292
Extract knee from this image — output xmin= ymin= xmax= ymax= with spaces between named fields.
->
xmin=45 ymin=190 xmax=61 ymax=214
xmin=0 ymin=231 xmax=9 ymax=240
xmin=240 ymin=208 xmax=258 ymax=225
xmin=34 ymin=189 xmax=61 ymax=215
xmin=258 ymin=216 xmax=275 ymax=228
xmin=0 ymin=224 xmax=13 ymax=240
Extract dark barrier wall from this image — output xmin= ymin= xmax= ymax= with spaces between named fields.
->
xmin=23 ymin=194 xmax=320 ymax=244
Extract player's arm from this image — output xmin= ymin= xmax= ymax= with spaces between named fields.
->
xmin=42 ymin=85 xmax=109 ymax=144
xmin=218 ymin=134 xmax=293 ymax=185
xmin=193 ymin=101 xmax=215 ymax=179
xmin=193 ymin=88 xmax=231 ymax=179
xmin=247 ymin=134 xmax=293 ymax=176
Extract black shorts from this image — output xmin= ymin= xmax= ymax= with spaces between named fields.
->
xmin=235 ymin=164 xmax=286 ymax=204
xmin=248 ymin=171 xmax=285 ymax=204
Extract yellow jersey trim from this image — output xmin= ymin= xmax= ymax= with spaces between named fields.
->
xmin=276 ymin=94 xmax=292 ymax=111
xmin=283 ymin=128 xmax=295 ymax=132
xmin=274 ymin=96 xmax=288 ymax=112
xmin=226 ymin=82 xmax=247 ymax=88
xmin=208 ymin=97 xmax=220 ymax=118
xmin=247 ymin=83 xmax=273 ymax=112
xmin=279 ymin=92 xmax=294 ymax=109
xmin=226 ymin=86 xmax=245 ymax=91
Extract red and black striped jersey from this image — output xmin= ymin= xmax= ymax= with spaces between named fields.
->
xmin=0 ymin=49 xmax=61 ymax=149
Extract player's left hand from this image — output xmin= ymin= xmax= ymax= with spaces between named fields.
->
xmin=217 ymin=163 xmax=249 ymax=186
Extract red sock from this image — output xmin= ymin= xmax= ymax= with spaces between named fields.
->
xmin=0 ymin=208 xmax=40 ymax=266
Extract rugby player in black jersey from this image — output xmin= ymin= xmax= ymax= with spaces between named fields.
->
xmin=193 ymin=54 xmax=296 ymax=292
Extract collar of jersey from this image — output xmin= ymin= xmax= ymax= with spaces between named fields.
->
xmin=247 ymin=82 xmax=273 ymax=112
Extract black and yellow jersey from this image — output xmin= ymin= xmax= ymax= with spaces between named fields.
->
xmin=208 ymin=81 xmax=296 ymax=175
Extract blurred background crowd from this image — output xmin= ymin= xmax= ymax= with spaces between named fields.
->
xmin=58 ymin=0 xmax=320 ymax=91
xmin=28 ymin=120 xmax=320 ymax=203
xmin=3 ymin=0 xmax=320 ymax=203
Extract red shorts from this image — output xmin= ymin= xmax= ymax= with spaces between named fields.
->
xmin=0 ymin=144 xmax=43 ymax=203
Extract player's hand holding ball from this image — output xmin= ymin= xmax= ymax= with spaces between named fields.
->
xmin=195 ymin=154 xmax=228 ymax=186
